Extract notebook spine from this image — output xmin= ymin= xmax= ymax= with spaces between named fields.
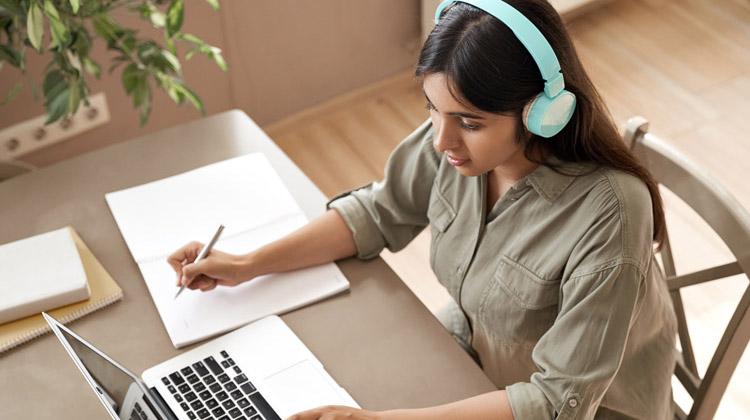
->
xmin=0 ymin=291 xmax=123 ymax=353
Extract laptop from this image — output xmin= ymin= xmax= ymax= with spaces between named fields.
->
xmin=44 ymin=313 xmax=358 ymax=420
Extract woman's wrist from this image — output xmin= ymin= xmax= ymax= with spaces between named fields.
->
xmin=238 ymin=250 xmax=263 ymax=282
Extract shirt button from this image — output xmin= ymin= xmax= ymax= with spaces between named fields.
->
xmin=568 ymin=398 xmax=578 ymax=408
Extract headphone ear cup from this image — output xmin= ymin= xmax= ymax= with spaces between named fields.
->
xmin=523 ymin=90 xmax=577 ymax=138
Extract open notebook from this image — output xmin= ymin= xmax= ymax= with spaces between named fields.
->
xmin=0 ymin=228 xmax=123 ymax=353
xmin=105 ymin=153 xmax=350 ymax=348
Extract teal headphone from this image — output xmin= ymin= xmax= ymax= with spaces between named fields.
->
xmin=434 ymin=0 xmax=576 ymax=138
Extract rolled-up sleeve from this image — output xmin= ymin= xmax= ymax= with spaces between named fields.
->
xmin=327 ymin=119 xmax=440 ymax=259
xmin=506 ymin=263 xmax=644 ymax=419
xmin=506 ymin=175 xmax=652 ymax=419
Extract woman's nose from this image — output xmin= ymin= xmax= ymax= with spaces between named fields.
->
xmin=433 ymin=121 xmax=459 ymax=153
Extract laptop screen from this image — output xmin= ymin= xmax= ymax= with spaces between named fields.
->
xmin=58 ymin=326 xmax=146 ymax=418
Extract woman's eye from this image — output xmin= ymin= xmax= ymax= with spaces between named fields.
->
xmin=460 ymin=121 xmax=480 ymax=131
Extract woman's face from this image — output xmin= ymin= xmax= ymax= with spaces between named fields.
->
xmin=423 ymin=73 xmax=528 ymax=177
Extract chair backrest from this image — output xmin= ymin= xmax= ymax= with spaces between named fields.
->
xmin=624 ymin=116 xmax=750 ymax=420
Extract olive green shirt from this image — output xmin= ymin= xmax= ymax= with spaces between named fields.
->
xmin=328 ymin=120 xmax=677 ymax=419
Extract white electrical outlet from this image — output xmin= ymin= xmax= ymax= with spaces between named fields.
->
xmin=0 ymin=92 xmax=110 ymax=161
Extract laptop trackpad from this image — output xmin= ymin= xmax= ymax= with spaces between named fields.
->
xmin=262 ymin=359 xmax=348 ymax=418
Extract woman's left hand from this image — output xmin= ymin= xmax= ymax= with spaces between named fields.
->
xmin=287 ymin=405 xmax=384 ymax=420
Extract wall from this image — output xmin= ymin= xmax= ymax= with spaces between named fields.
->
xmin=0 ymin=1 xmax=421 ymax=167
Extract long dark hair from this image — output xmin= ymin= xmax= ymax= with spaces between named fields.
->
xmin=416 ymin=0 xmax=666 ymax=248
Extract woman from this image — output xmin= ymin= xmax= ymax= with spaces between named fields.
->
xmin=168 ymin=1 xmax=677 ymax=418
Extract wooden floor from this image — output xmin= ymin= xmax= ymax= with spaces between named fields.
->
xmin=265 ymin=0 xmax=750 ymax=418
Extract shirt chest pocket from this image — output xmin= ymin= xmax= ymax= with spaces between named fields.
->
xmin=476 ymin=256 xmax=560 ymax=346
xmin=427 ymin=189 xmax=457 ymax=289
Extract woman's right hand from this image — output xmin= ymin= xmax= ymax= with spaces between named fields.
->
xmin=167 ymin=241 xmax=254 ymax=292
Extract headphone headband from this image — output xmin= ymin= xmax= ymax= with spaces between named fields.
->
xmin=434 ymin=0 xmax=564 ymax=97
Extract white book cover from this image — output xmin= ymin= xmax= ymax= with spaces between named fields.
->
xmin=0 ymin=227 xmax=90 ymax=324
xmin=105 ymin=153 xmax=350 ymax=348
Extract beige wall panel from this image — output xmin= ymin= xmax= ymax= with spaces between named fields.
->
xmin=221 ymin=0 xmax=422 ymax=126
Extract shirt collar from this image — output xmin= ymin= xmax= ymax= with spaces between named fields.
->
xmin=523 ymin=156 xmax=597 ymax=202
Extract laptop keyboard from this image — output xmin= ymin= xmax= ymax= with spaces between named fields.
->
xmin=161 ymin=350 xmax=279 ymax=420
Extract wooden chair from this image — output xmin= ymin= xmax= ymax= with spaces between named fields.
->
xmin=624 ymin=117 xmax=750 ymax=420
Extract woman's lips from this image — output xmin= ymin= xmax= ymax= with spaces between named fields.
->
xmin=447 ymin=155 xmax=468 ymax=166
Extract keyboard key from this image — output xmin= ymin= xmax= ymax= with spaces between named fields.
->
xmin=169 ymin=372 xmax=185 ymax=385
xmin=240 ymin=382 xmax=256 ymax=394
xmin=233 ymin=366 xmax=242 ymax=374
xmin=190 ymin=400 xmax=204 ymax=411
xmin=161 ymin=377 xmax=170 ymax=386
xmin=222 ymin=399 xmax=236 ymax=410
xmin=222 ymin=360 xmax=230 ymax=368
xmin=249 ymin=392 xmax=281 ymax=420
xmin=224 ymin=382 xmax=237 ymax=392
xmin=178 ymin=384 xmax=190 ymax=394
xmin=216 ymin=391 xmax=229 ymax=401
xmin=212 ymin=407 xmax=226 ymax=417
xmin=209 ymin=383 xmax=222 ymax=393
xmin=167 ymin=385 xmax=176 ymax=394
xmin=234 ymin=374 xmax=248 ymax=385
xmin=230 ymin=390 xmax=243 ymax=400
xmin=199 ymin=390 xmax=212 ymax=401
xmin=229 ymin=407 xmax=242 ymax=418
xmin=206 ymin=398 xmax=219 ymax=409
xmin=237 ymin=398 xmax=250 ymax=408
xmin=218 ymin=416 xmax=229 ymax=420
xmin=192 ymin=361 xmax=210 ymax=377
xmin=180 ymin=402 xmax=189 ymax=411
xmin=204 ymin=375 xmax=217 ymax=385
xmin=218 ymin=374 xmax=230 ymax=383
xmin=197 ymin=408 xmax=211 ymax=419
xmin=194 ymin=383 xmax=206 ymax=392
xmin=181 ymin=366 xmax=194 ymax=376
xmin=175 ymin=394 xmax=183 ymax=402
xmin=135 ymin=402 xmax=143 ymax=413
xmin=184 ymin=391 xmax=197 ymax=402
xmin=220 ymin=350 xmax=229 ymax=358
xmin=187 ymin=374 xmax=199 ymax=384
xmin=204 ymin=356 xmax=224 ymax=375
xmin=244 ymin=407 xmax=257 ymax=417
xmin=187 ymin=412 xmax=196 ymax=420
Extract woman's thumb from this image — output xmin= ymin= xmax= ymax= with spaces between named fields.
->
xmin=181 ymin=259 xmax=213 ymax=283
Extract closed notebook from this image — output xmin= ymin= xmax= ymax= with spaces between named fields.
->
xmin=0 ymin=227 xmax=90 ymax=324
xmin=0 ymin=228 xmax=123 ymax=353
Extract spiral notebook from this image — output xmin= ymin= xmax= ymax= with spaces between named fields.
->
xmin=0 ymin=228 xmax=123 ymax=353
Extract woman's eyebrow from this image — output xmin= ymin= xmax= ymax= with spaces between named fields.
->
xmin=422 ymin=91 xmax=485 ymax=120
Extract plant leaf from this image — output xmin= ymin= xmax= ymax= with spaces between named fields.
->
xmin=82 ymin=57 xmax=101 ymax=78
xmin=166 ymin=0 xmax=184 ymax=38
xmin=45 ymin=0 xmax=70 ymax=48
xmin=0 ymin=0 xmax=23 ymax=15
xmin=0 ymin=44 xmax=22 ymax=67
xmin=27 ymin=1 xmax=44 ymax=51
xmin=150 ymin=11 xmax=165 ymax=28
xmin=1 ymin=81 xmax=23 ymax=105
xmin=69 ymin=0 xmax=80 ymax=14
xmin=68 ymin=78 xmax=81 ymax=114
xmin=122 ymin=63 xmax=141 ymax=94
xmin=205 ymin=0 xmax=219 ymax=11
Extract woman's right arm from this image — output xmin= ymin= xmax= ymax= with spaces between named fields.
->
xmin=167 ymin=209 xmax=356 ymax=291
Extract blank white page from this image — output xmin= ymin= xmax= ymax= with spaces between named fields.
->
xmin=105 ymin=153 xmax=303 ymax=263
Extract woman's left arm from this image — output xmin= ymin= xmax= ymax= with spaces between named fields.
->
xmin=288 ymin=390 xmax=515 ymax=420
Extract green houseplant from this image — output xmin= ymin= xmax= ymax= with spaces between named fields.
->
xmin=0 ymin=0 xmax=226 ymax=125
